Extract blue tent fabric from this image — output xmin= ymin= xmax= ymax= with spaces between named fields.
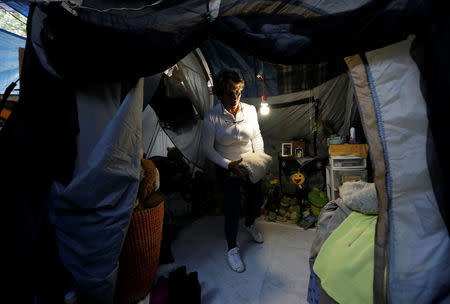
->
xmin=0 ymin=28 xmax=25 ymax=94
xmin=49 ymin=79 xmax=143 ymax=303
xmin=4 ymin=0 xmax=29 ymax=17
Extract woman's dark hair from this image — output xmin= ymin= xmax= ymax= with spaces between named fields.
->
xmin=214 ymin=69 xmax=245 ymax=97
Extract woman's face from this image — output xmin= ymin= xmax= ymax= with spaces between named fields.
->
xmin=220 ymin=82 xmax=243 ymax=109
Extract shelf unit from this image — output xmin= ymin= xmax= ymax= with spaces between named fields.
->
xmin=326 ymin=156 xmax=368 ymax=200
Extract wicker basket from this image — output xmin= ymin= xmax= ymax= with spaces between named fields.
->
xmin=115 ymin=201 xmax=165 ymax=304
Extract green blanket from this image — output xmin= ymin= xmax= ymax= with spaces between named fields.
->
xmin=313 ymin=212 xmax=377 ymax=304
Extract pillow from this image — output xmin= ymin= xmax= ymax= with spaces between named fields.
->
xmin=239 ymin=152 xmax=272 ymax=183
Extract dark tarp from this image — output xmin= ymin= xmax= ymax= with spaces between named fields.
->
xmin=2 ymin=5 xmax=79 ymax=302
xmin=199 ymin=39 xmax=347 ymax=96
xmin=31 ymin=1 xmax=427 ymax=82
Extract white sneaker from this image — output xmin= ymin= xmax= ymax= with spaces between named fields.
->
xmin=245 ymin=224 xmax=264 ymax=243
xmin=226 ymin=247 xmax=245 ymax=273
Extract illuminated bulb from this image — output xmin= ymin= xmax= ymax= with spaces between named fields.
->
xmin=260 ymin=102 xmax=270 ymax=115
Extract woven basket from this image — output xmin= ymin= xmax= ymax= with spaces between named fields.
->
xmin=115 ymin=201 xmax=165 ymax=304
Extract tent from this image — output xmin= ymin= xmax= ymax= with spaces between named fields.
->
xmin=1 ymin=1 xmax=449 ymax=303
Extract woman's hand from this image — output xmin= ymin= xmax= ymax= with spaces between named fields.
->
xmin=228 ymin=158 xmax=246 ymax=180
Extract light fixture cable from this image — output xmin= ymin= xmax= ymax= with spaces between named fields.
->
xmin=257 ymin=74 xmax=269 ymax=115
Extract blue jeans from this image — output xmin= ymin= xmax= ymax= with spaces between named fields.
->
xmin=216 ymin=166 xmax=263 ymax=250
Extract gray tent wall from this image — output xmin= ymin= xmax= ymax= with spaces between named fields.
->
xmin=50 ymin=79 xmax=144 ymax=303
xmin=142 ymin=106 xmax=175 ymax=158
xmin=163 ymin=49 xmax=214 ymax=168
xmin=143 ymin=49 xmax=214 ymax=167
xmin=345 ymin=36 xmax=450 ymax=303
xmin=240 ymin=73 xmax=355 ymax=176
xmin=254 ymin=74 xmax=354 ymax=152
xmin=142 ymin=73 xmax=175 ymax=158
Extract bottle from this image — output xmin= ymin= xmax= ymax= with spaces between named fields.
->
xmin=349 ymin=127 xmax=356 ymax=143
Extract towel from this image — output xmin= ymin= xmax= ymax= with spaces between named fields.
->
xmin=239 ymin=152 xmax=272 ymax=183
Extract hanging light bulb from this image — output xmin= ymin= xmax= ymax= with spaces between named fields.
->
xmin=257 ymin=74 xmax=270 ymax=115
xmin=260 ymin=102 xmax=270 ymax=115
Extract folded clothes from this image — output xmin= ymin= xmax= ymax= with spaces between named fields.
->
xmin=239 ymin=152 xmax=272 ymax=183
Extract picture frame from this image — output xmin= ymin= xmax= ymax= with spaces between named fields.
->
xmin=281 ymin=143 xmax=293 ymax=157
xmin=295 ymin=147 xmax=303 ymax=158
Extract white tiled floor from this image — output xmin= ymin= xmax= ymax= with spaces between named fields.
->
xmin=147 ymin=216 xmax=316 ymax=304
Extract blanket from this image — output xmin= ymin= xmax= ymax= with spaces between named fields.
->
xmin=313 ymin=212 xmax=377 ymax=304
xmin=309 ymin=181 xmax=377 ymax=263
xmin=339 ymin=181 xmax=378 ymax=215
xmin=239 ymin=152 xmax=272 ymax=183
xmin=307 ymin=182 xmax=378 ymax=304
xmin=309 ymin=200 xmax=352 ymax=264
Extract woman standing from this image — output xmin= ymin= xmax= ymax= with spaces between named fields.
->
xmin=201 ymin=69 xmax=264 ymax=273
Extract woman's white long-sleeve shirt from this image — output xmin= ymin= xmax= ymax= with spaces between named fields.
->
xmin=201 ymin=102 xmax=264 ymax=169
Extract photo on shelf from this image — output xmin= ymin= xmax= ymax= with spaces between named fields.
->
xmin=282 ymin=143 xmax=293 ymax=157
xmin=295 ymin=147 xmax=303 ymax=158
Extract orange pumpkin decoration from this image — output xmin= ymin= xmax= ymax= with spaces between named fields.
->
xmin=290 ymin=171 xmax=305 ymax=185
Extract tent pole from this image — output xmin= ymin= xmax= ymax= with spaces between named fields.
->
xmin=313 ymin=99 xmax=319 ymax=156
